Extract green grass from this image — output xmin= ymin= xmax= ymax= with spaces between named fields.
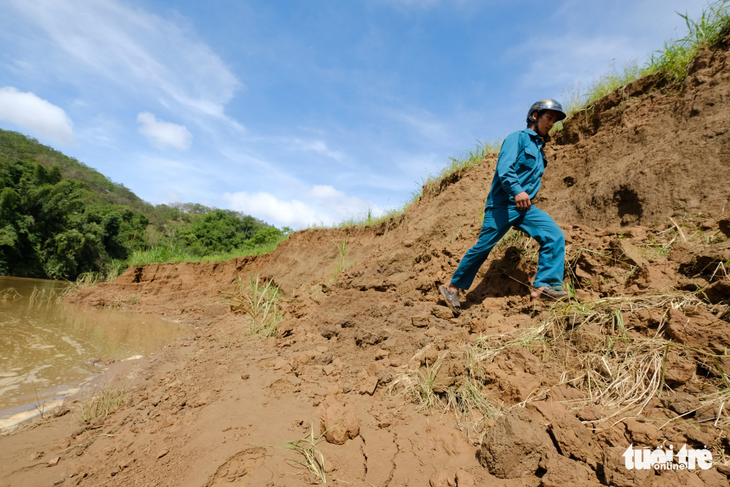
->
xmin=560 ymin=0 xmax=730 ymax=120
xmin=73 ymin=235 xmax=288 ymax=284
xmin=335 ymin=204 xmax=410 ymax=228
xmin=272 ymin=424 xmax=328 ymax=484
xmin=648 ymin=1 xmax=730 ymax=79
xmin=124 ymin=244 xmax=191 ymax=266
xmin=126 ymin=237 xmax=286 ymax=266
xmin=417 ymin=139 xmax=502 ymax=200
xmin=58 ymin=236 xmax=288 ymax=290
xmin=585 ymin=61 xmax=645 ymax=108
xmin=329 ymin=237 xmax=349 ymax=282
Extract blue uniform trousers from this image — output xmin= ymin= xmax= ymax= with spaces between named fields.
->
xmin=450 ymin=206 xmax=565 ymax=291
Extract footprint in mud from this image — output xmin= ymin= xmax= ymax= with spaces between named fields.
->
xmin=206 ymin=447 xmax=267 ymax=486
xmin=269 ymin=378 xmax=294 ymax=398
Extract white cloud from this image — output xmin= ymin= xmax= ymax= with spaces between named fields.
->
xmin=117 ymin=154 xmax=220 ymax=206
xmin=0 ymin=87 xmax=74 ymax=144
xmin=299 ymin=140 xmax=345 ymax=163
xmin=75 ymin=114 xmax=120 ymax=148
xmin=222 ymin=192 xmax=325 ymax=228
xmin=222 ymin=185 xmax=380 ymax=229
xmin=386 ymin=106 xmax=450 ymax=143
xmin=512 ymin=35 xmax=641 ymax=93
xmin=165 ymin=189 xmax=184 ymax=203
xmin=265 ymin=137 xmax=347 ymax=164
xmin=5 ymin=0 xmax=242 ymax=126
xmin=137 ymin=112 xmax=192 ymax=150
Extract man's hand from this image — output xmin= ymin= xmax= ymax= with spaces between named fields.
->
xmin=515 ymin=191 xmax=531 ymax=210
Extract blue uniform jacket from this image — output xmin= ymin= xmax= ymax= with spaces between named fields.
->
xmin=486 ymin=128 xmax=546 ymax=208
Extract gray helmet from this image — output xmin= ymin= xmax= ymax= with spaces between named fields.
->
xmin=526 ymin=99 xmax=566 ymax=124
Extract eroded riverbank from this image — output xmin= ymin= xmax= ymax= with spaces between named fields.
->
xmin=0 ymin=276 xmax=191 ymax=429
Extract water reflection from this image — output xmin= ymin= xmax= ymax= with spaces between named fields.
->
xmin=0 ymin=276 xmax=190 ymax=420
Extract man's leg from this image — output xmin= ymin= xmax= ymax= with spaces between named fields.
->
xmin=514 ymin=207 xmax=565 ymax=293
xmin=449 ymin=207 xmax=511 ymax=291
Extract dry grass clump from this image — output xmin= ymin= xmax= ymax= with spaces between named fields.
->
xmin=390 ymin=349 xmax=502 ymax=443
xmin=78 ymin=383 xmax=126 ymax=423
xmin=445 ymin=375 xmax=503 ymax=443
xmin=225 ymin=274 xmax=282 ymax=338
xmin=563 ymin=331 xmax=666 ymax=415
xmin=273 ymin=424 xmax=328 ymax=484
xmin=665 ymin=214 xmax=729 ymax=247
xmin=491 ymin=228 xmax=540 ymax=264
xmin=399 ymin=354 xmax=444 ymax=411
xmin=390 ymin=352 xmax=443 ymax=411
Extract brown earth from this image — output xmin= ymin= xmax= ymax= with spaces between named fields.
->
xmin=2 ymin=38 xmax=730 ymax=487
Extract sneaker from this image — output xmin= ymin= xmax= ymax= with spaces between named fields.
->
xmin=439 ymin=285 xmax=461 ymax=316
xmin=532 ymin=287 xmax=568 ymax=299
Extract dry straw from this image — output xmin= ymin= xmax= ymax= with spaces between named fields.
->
xmin=474 ymin=293 xmax=730 ymax=421
xmin=394 ymin=292 xmax=730 ymax=433
xmin=390 ymin=347 xmax=502 ymax=444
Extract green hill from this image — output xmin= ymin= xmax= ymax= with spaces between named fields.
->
xmin=0 ymin=129 xmax=285 ymax=280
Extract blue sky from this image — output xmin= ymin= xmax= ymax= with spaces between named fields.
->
xmin=0 ymin=0 xmax=709 ymax=228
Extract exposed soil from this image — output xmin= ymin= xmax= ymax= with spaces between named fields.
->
xmin=541 ymin=36 xmax=730 ymax=228
xmin=2 ymin=39 xmax=730 ymax=487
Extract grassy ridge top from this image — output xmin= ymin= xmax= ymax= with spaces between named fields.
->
xmin=562 ymin=0 xmax=730 ymax=118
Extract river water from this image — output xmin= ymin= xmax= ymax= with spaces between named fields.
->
xmin=0 ymin=276 xmax=190 ymax=428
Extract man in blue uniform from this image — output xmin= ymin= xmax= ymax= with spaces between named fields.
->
xmin=439 ymin=99 xmax=568 ymax=315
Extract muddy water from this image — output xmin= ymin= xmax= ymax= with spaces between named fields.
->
xmin=0 ymin=276 xmax=190 ymax=427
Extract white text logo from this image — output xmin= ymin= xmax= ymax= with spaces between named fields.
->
xmin=623 ymin=444 xmax=713 ymax=470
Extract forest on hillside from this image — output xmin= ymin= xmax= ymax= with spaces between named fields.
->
xmin=0 ymin=129 xmax=287 ymax=280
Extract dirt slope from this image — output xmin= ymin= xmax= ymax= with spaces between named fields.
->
xmin=1 ymin=39 xmax=730 ymax=487
xmin=540 ymin=36 xmax=730 ymax=227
